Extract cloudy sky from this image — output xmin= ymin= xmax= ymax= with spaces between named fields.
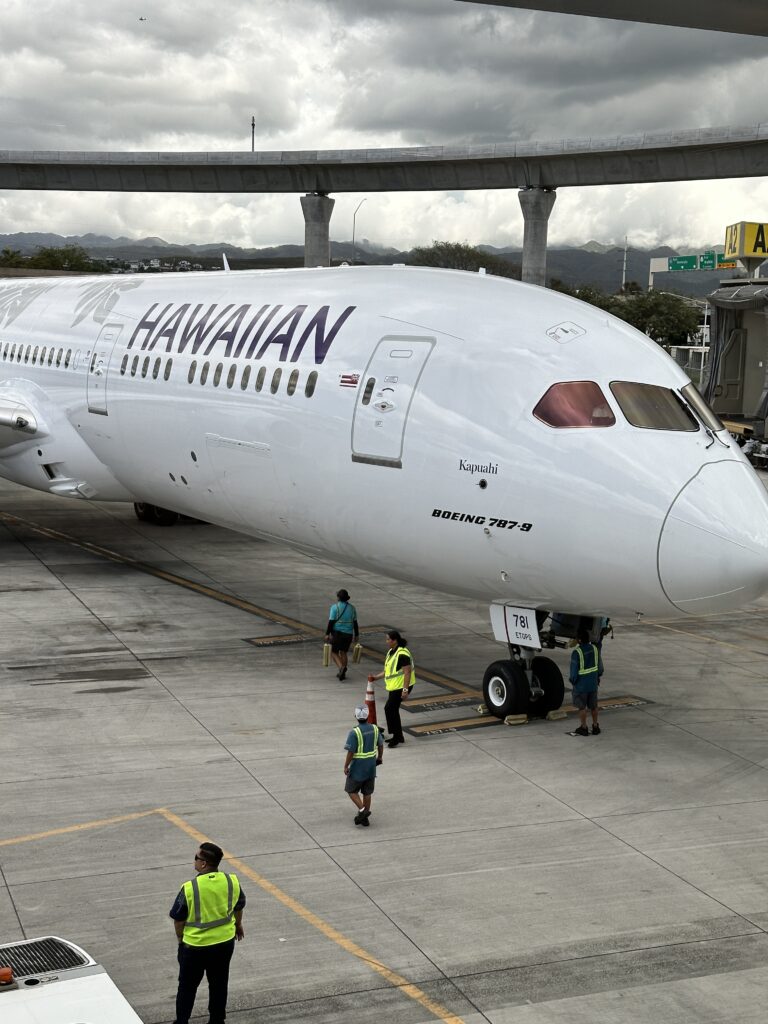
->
xmin=1 ymin=0 xmax=766 ymax=251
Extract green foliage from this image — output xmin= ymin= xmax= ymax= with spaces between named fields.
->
xmin=0 ymin=247 xmax=23 ymax=267
xmin=25 ymin=244 xmax=107 ymax=271
xmin=550 ymin=279 xmax=700 ymax=344
xmin=408 ymin=240 xmax=519 ymax=279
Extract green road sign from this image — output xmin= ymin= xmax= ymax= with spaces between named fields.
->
xmin=668 ymin=255 xmax=698 ymax=271
xmin=698 ymin=252 xmax=716 ymax=270
xmin=717 ymin=253 xmax=738 ymax=268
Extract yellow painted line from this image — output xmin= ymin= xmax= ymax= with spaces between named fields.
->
xmin=156 ymin=808 xmax=466 ymax=1024
xmin=0 ymin=512 xmax=320 ymax=636
xmin=409 ymin=717 xmax=499 ymax=734
xmin=0 ymin=511 xmax=476 ymax=700
xmin=0 ymin=805 xmax=466 ymax=1024
xmin=0 ymin=809 xmax=159 ymax=847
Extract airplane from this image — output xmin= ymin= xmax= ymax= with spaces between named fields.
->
xmin=1 ymin=264 xmax=767 ymax=720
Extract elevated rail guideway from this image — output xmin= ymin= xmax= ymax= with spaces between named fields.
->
xmin=456 ymin=0 xmax=768 ymax=36
xmin=2 ymin=123 xmax=767 ymax=283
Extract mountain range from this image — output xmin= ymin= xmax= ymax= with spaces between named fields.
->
xmin=0 ymin=231 xmax=744 ymax=298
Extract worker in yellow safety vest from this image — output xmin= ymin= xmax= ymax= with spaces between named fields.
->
xmin=169 ymin=842 xmax=245 ymax=1024
xmin=344 ymin=703 xmax=385 ymax=825
xmin=368 ymin=629 xmax=416 ymax=748
xmin=569 ymin=627 xmax=604 ymax=737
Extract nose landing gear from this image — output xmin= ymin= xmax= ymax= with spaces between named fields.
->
xmin=482 ymin=648 xmax=565 ymax=719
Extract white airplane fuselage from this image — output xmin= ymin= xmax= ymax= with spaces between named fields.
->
xmin=1 ymin=265 xmax=767 ymax=621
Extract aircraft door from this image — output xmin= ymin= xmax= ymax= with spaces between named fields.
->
xmin=87 ymin=323 xmax=123 ymax=416
xmin=351 ymin=336 xmax=435 ymax=468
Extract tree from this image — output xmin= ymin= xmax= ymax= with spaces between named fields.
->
xmin=550 ymin=278 xmax=700 ymax=345
xmin=617 ymin=290 xmax=701 ymax=345
xmin=0 ymin=247 xmax=23 ymax=267
xmin=408 ymin=240 xmax=520 ymax=279
xmin=26 ymin=244 xmax=108 ymax=272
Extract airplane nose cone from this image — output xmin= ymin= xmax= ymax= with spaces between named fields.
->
xmin=658 ymin=461 xmax=768 ymax=614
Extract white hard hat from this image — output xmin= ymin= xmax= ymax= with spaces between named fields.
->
xmin=354 ymin=705 xmax=369 ymax=720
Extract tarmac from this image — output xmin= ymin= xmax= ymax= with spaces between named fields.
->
xmin=2 ymin=474 xmax=768 ymax=1024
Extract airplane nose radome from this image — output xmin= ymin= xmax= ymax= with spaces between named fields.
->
xmin=658 ymin=461 xmax=768 ymax=615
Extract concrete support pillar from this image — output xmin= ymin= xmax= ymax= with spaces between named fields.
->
xmin=300 ymin=192 xmax=335 ymax=268
xmin=518 ymin=187 xmax=556 ymax=287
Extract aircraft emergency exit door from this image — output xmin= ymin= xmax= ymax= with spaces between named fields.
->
xmin=351 ymin=336 xmax=434 ymax=468
xmin=86 ymin=323 xmax=123 ymax=415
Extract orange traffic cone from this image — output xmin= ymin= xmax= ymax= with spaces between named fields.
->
xmin=365 ymin=676 xmax=377 ymax=725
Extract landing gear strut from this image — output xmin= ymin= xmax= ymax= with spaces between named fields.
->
xmin=133 ymin=502 xmax=179 ymax=526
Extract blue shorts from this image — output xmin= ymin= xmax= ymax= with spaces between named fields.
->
xmin=572 ymin=689 xmax=598 ymax=711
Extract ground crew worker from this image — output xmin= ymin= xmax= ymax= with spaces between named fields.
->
xmin=169 ymin=842 xmax=245 ymax=1024
xmin=368 ymin=630 xmax=415 ymax=748
xmin=343 ymin=704 xmax=384 ymax=825
xmin=569 ymin=627 xmax=604 ymax=736
xmin=325 ymin=587 xmax=359 ymax=680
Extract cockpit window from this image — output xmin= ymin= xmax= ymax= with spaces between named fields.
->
xmin=680 ymin=382 xmax=724 ymax=433
xmin=609 ymin=382 xmax=698 ymax=431
xmin=533 ymin=381 xmax=616 ymax=428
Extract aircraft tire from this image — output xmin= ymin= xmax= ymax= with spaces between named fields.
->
xmin=133 ymin=502 xmax=151 ymax=521
xmin=527 ymin=656 xmax=565 ymax=718
xmin=482 ymin=660 xmax=528 ymax=718
xmin=147 ymin=505 xmax=180 ymax=526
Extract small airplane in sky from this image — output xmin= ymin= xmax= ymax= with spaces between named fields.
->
xmin=0 ymin=265 xmax=766 ymax=716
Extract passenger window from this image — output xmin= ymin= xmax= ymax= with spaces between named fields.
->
xmin=131 ymin=355 xmax=139 ymax=376
xmin=287 ymin=369 xmax=299 ymax=396
xmin=609 ymin=382 xmax=697 ymax=432
xmin=90 ymin=351 xmax=98 ymax=372
xmin=188 ymin=360 xmax=197 ymax=384
xmin=213 ymin=362 xmax=223 ymax=387
xmin=1 ymin=344 xmax=6 ymax=360
xmin=48 ymin=348 xmax=55 ymax=365
xmin=152 ymin=357 xmax=161 ymax=380
xmin=64 ymin=349 xmax=72 ymax=368
xmin=9 ymin=344 xmax=15 ymax=360
xmin=141 ymin=356 xmax=150 ymax=378
xmin=305 ymin=370 xmax=318 ymax=397
xmin=240 ymin=366 xmax=251 ymax=390
xmin=533 ymin=381 xmax=615 ymax=428
xmin=24 ymin=345 xmax=31 ymax=363
xmin=270 ymin=368 xmax=282 ymax=394
xmin=40 ymin=347 xmax=46 ymax=364
xmin=164 ymin=359 xmax=173 ymax=381
xmin=16 ymin=346 xmax=22 ymax=362
xmin=227 ymin=364 xmax=236 ymax=389
xmin=255 ymin=366 xmax=266 ymax=392
xmin=120 ymin=354 xmax=128 ymax=376
xmin=56 ymin=348 xmax=62 ymax=367
xmin=361 ymin=377 xmax=376 ymax=406
xmin=200 ymin=362 xmax=210 ymax=385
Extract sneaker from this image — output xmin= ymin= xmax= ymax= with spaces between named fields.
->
xmin=361 ymin=809 xmax=371 ymax=819
xmin=592 ymin=724 xmax=601 ymax=735
xmin=386 ymin=739 xmax=402 ymax=748
xmin=339 ymin=667 xmax=347 ymax=681
xmin=571 ymin=726 xmax=589 ymax=737
xmin=360 ymin=816 xmax=370 ymax=826
xmin=354 ymin=811 xmax=364 ymax=825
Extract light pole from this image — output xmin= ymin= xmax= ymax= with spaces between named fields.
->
xmin=251 ymin=116 xmax=255 ymax=153
xmin=351 ymin=198 xmax=367 ymax=264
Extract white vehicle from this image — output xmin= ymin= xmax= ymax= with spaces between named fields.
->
xmin=0 ymin=265 xmax=767 ymax=716
xmin=0 ymin=935 xmax=142 ymax=1022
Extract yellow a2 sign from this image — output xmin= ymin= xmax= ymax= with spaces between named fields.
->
xmin=724 ymin=222 xmax=768 ymax=260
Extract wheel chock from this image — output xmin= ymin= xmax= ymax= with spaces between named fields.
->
xmin=546 ymin=709 xmax=567 ymax=721
xmin=503 ymin=714 xmax=528 ymax=726
xmin=476 ymin=704 xmax=489 ymax=715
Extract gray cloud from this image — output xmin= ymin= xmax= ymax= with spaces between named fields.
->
xmin=0 ymin=0 xmax=764 ymax=250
